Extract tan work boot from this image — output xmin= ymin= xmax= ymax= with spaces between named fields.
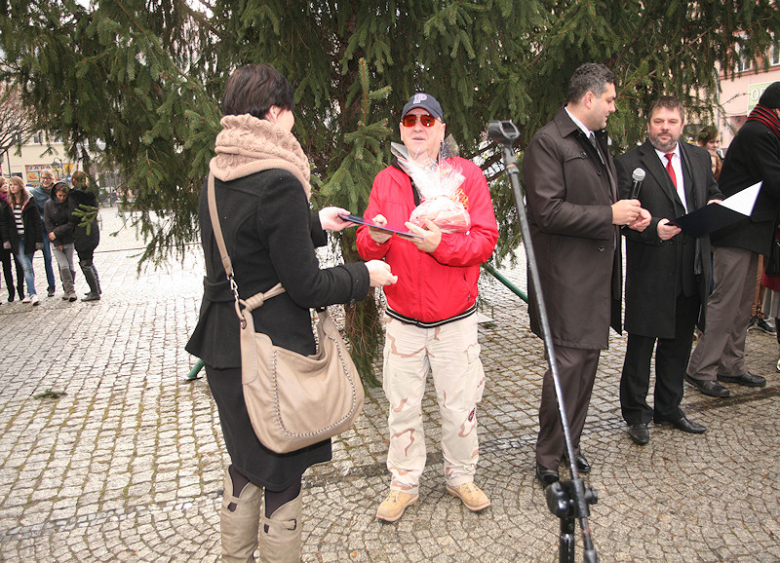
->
xmin=376 ymin=489 xmax=419 ymax=523
xmin=446 ymin=482 xmax=491 ymax=512
xmin=259 ymin=490 xmax=303 ymax=563
xmin=220 ymin=467 xmax=263 ymax=562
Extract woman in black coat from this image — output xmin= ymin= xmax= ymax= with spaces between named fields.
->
xmin=69 ymin=171 xmax=101 ymax=301
xmin=44 ymin=182 xmax=78 ymax=301
xmin=185 ymin=64 xmax=396 ymax=562
xmin=1 ymin=176 xmax=43 ymax=304
xmin=0 ymin=177 xmax=23 ymax=302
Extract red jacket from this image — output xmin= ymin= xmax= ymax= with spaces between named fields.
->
xmin=356 ymin=158 xmax=498 ymax=324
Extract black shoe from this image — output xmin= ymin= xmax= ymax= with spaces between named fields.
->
xmin=684 ymin=374 xmax=730 ymax=397
xmin=717 ymin=372 xmax=766 ymax=387
xmin=628 ymin=423 xmax=650 ymax=445
xmin=47 ymin=286 xmax=55 ymax=297
xmin=574 ymin=454 xmax=591 ymax=474
xmin=654 ymin=415 xmax=706 ymax=434
xmin=749 ymin=316 xmax=776 ymax=333
xmin=81 ymin=292 xmax=101 ymax=302
xmin=7 ymin=292 xmax=13 ymax=303
xmin=535 ymin=462 xmax=559 ymax=487
xmin=563 ymin=453 xmax=591 ymax=474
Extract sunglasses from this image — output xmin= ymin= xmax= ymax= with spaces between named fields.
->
xmin=402 ymin=114 xmax=436 ymax=128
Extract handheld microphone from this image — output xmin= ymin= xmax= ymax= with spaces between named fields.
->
xmin=629 ymin=168 xmax=645 ymax=199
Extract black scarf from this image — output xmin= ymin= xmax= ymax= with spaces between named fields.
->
xmin=746 ymin=104 xmax=780 ymax=138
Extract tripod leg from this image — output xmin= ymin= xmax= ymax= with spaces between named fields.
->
xmin=559 ymin=515 xmax=576 ymax=563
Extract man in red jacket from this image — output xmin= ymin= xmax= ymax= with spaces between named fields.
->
xmin=357 ymin=93 xmax=498 ymax=522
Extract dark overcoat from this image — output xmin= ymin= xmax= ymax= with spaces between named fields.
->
xmin=523 ymin=107 xmax=622 ymax=351
xmin=185 ymin=169 xmax=371 ymax=491
xmin=68 ymin=188 xmax=100 ymax=255
xmin=616 ymin=140 xmax=723 ymax=339
xmin=709 ymin=119 xmax=780 ymax=255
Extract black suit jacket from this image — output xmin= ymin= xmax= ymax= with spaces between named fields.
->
xmin=616 ymin=141 xmax=722 ymax=339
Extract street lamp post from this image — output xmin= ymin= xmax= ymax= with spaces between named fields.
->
xmin=51 ymin=158 xmax=63 ymax=179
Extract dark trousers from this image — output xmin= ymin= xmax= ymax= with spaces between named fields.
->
xmin=0 ymin=247 xmax=15 ymax=297
xmin=620 ymin=292 xmax=700 ymax=425
xmin=536 ymin=346 xmax=600 ymax=470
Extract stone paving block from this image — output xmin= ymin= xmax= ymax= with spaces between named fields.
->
xmin=1 ymin=208 xmax=780 ymax=561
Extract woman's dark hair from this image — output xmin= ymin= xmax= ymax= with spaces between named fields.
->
xmin=697 ymin=125 xmax=718 ymax=145
xmin=53 ymin=181 xmax=69 ymax=196
xmin=221 ymin=64 xmax=295 ymax=119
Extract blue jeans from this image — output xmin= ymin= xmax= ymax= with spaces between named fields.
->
xmin=15 ymin=240 xmax=36 ymax=296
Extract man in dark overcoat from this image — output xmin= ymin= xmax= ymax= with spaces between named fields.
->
xmin=523 ymin=63 xmax=650 ymax=486
xmin=686 ymin=82 xmax=780 ymax=396
xmin=616 ymin=96 xmax=723 ymax=446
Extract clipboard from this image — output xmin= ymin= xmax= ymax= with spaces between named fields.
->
xmin=668 ymin=181 xmax=761 ymax=238
xmin=339 ymin=214 xmax=424 ymax=239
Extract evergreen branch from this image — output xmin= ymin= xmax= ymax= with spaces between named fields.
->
xmin=72 ymin=203 xmax=98 ymax=236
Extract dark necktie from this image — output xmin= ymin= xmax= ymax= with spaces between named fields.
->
xmin=590 ymin=133 xmax=605 ymax=164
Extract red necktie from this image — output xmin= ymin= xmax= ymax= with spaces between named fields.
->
xmin=665 ymin=153 xmax=677 ymax=188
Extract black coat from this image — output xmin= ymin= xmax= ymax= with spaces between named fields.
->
xmin=186 ymin=169 xmax=370 ymax=368
xmin=0 ymin=197 xmax=43 ymax=255
xmin=617 ymin=141 xmax=723 ymax=338
xmin=710 ymin=119 xmax=780 ymax=255
xmin=44 ymin=192 xmax=74 ymax=246
xmin=68 ymin=188 xmax=100 ymax=254
xmin=185 ymin=168 xmax=371 ymax=490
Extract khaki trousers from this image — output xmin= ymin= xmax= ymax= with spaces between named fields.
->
xmin=687 ymin=246 xmax=758 ymax=381
xmin=382 ymin=313 xmax=485 ymax=495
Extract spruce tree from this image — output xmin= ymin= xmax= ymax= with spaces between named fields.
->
xmin=2 ymin=0 xmax=778 ymax=380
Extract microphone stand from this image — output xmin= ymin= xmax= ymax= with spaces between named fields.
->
xmin=487 ymin=120 xmax=599 ymax=563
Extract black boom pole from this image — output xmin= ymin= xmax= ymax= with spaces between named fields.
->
xmin=487 ymin=120 xmax=599 ymax=563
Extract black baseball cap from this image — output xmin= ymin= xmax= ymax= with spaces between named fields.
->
xmin=401 ymin=93 xmax=444 ymax=120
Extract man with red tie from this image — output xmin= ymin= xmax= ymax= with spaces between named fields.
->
xmin=615 ymin=96 xmax=722 ymax=445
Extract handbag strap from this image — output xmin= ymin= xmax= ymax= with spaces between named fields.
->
xmin=206 ymin=173 xmax=286 ymax=318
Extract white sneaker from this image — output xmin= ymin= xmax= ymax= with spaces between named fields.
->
xmin=21 ymin=295 xmax=31 ymax=303
xmin=31 ymin=294 xmax=40 ymax=305
xmin=776 ymin=357 xmax=780 ymax=372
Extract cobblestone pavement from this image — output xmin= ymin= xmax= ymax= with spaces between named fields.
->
xmin=1 ymin=207 xmax=779 ymax=562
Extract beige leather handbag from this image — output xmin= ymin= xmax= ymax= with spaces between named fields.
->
xmin=207 ymin=173 xmax=364 ymax=454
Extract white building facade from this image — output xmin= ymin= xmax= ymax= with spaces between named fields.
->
xmin=716 ymin=42 xmax=780 ymax=148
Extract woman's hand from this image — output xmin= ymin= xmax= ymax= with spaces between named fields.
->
xmin=48 ymin=232 xmax=56 ymax=241
xmin=365 ymin=260 xmax=397 ymax=287
xmin=319 ymin=207 xmax=353 ymax=231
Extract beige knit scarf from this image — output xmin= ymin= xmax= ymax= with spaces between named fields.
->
xmin=209 ymin=114 xmax=312 ymax=200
